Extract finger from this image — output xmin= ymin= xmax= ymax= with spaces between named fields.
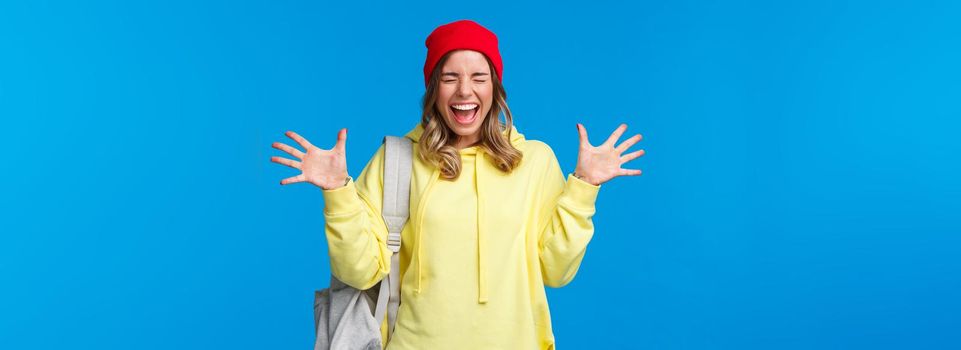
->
xmin=620 ymin=149 xmax=645 ymax=164
xmin=577 ymin=123 xmax=591 ymax=148
xmin=285 ymin=131 xmax=314 ymax=150
xmin=272 ymin=142 xmax=304 ymax=159
xmin=615 ymin=134 xmax=643 ymax=153
xmin=604 ymin=123 xmax=628 ymax=147
xmin=333 ymin=128 xmax=347 ymax=153
xmin=280 ymin=174 xmax=306 ymax=185
xmin=618 ymin=168 xmax=642 ymax=176
xmin=270 ymin=156 xmax=301 ymax=170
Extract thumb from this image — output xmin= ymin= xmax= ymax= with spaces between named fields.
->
xmin=576 ymin=123 xmax=590 ymax=148
xmin=333 ymin=128 xmax=347 ymax=152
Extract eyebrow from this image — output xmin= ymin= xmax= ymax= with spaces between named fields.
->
xmin=442 ymin=72 xmax=490 ymax=78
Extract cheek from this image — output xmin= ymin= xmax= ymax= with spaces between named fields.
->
xmin=480 ymin=87 xmax=493 ymax=114
xmin=436 ymin=89 xmax=455 ymax=115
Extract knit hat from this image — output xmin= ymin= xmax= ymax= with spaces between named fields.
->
xmin=423 ymin=20 xmax=503 ymax=87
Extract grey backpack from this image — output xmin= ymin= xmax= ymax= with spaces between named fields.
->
xmin=313 ymin=136 xmax=412 ymax=350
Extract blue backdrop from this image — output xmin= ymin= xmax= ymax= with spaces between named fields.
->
xmin=2 ymin=0 xmax=959 ymax=349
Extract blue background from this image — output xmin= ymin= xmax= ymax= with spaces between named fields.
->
xmin=2 ymin=0 xmax=959 ymax=349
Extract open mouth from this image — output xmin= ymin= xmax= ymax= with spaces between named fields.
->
xmin=450 ymin=103 xmax=479 ymax=125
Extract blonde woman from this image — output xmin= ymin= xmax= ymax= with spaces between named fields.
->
xmin=270 ymin=20 xmax=644 ymax=350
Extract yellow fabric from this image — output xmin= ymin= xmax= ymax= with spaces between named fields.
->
xmin=321 ymin=123 xmax=600 ymax=349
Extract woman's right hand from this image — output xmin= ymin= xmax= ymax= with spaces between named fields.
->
xmin=270 ymin=129 xmax=349 ymax=190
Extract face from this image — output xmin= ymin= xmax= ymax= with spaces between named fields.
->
xmin=435 ymin=50 xmax=494 ymax=149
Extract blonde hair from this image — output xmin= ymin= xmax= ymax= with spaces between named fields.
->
xmin=418 ymin=51 xmax=523 ymax=180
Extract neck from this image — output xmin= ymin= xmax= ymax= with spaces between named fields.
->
xmin=453 ymin=135 xmax=481 ymax=150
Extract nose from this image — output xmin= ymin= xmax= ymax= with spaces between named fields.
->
xmin=456 ymin=80 xmax=472 ymax=98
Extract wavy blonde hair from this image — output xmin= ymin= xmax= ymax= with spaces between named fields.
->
xmin=418 ymin=51 xmax=523 ymax=180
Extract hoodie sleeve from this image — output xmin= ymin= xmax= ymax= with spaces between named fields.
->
xmin=534 ymin=142 xmax=601 ymax=288
xmin=320 ymin=144 xmax=392 ymax=290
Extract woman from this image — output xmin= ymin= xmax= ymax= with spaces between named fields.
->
xmin=270 ymin=20 xmax=644 ymax=350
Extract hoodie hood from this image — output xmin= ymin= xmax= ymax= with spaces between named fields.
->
xmin=402 ymin=122 xmax=525 ymax=303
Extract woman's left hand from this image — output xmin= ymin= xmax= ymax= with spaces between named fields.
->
xmin=573 ymin=123 xmax=645 ymax=186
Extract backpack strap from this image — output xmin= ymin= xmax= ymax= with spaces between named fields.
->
xmin=373 ymin=135 xmax=412 ymax=343
xmin=380 ymin=135 xmax=412 ymax=251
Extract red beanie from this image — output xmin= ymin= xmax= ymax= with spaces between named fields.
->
xmin=423 ymin=20 xmax=503 ymax=87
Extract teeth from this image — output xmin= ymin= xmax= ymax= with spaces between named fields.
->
xmin=452 ymin=104 xmax=478 ymax=110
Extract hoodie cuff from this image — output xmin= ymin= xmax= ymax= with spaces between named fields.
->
xmin=562 ymin=173 xmax=601 ymax=209
xmin=321 ymin=177 xmax=362 ymax=215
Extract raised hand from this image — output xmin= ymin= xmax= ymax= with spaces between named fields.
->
xmin=270 ymin=129 xmax=349 ymax=190
xmin=573 ymin=123 xmax=645 ymax=186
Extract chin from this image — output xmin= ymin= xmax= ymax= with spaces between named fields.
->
xmin=445 ymin=113 xmax=485 ymax=136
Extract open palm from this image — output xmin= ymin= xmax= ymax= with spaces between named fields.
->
xmin=270 ymin=129 xmax=349 ymax=190
xmin=573 ymin=123 xmax=645 ymax=186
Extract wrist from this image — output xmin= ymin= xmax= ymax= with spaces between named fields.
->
xmin=572 ymin=171 xmax=600 ymax=186
xmin=320 ymin=176 xmax=352 ymax=190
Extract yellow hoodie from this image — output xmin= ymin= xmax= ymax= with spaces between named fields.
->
xmin=321 ymin=123 xmax=600 ymax=349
